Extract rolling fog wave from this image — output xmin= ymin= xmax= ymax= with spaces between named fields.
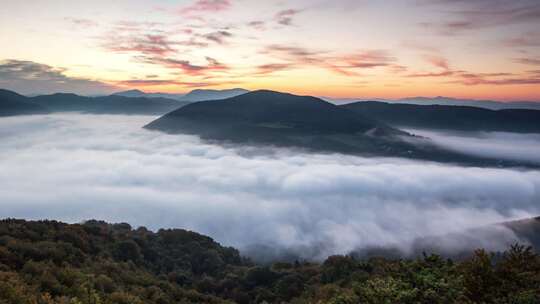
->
xmin=0 ymin=114 xmax=539 ymax=260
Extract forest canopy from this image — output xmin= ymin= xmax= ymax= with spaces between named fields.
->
xmin=0 ymin=219 xmax=539 ymax=304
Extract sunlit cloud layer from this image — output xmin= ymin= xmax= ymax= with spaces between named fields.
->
xmin=0 ymin=0 xmax=539 ymax=99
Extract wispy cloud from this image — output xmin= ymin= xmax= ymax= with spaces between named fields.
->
xmin=255 ymin=63 xmax=293 ymax=75
xmin=202 ymin=30 xmax=233 ymax=44
xmin=260 ymin=45 xmax=395 ymax=76
xmin=274 ymin=9 xmax=302 ymax=26
xmin=179 ymin=0 xmax=232 ymax=15
xmin=0 ymin=59 xmax=116 ymax=95
xmin=514 ymin=57 xmax=540 ymax=66
xmin=64 ymin=17 xmax=98 ymax=28
xmin=104 ymin=34 xmax=178 ymax=56
xmin=420 ymin=0 xmax=540 ymax=35
xmin=247 ymin=20 xmax=266 ymax=31
xmin=137 ymin=56 xmax=229 ymax=76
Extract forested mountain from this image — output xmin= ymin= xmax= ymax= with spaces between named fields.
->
xmin=180 ymin=88 xmax=249 ymax=102
xmin=145 ymin=90 xmax=538 ymax=167
xmin=1 ymin=219 xmax=539 ymax=304
xmin=342 ymin=101 xmax=540 ymax=133
xmin=30 ymin=93 xmax=188 ymax=115
xmin=0 ymin=89 xmax=188 ymax=116
xmin=0 ymin=89 xmax=49 ymax=116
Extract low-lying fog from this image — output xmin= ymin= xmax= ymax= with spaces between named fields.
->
xmin=1 ymin=114 xmax=539 ymax=260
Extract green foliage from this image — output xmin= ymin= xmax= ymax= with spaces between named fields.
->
xmin=1 ymin=219 xmax=539 ymax=304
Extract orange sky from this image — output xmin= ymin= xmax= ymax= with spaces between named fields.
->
xmin=0 ymin=0 xmax=539 ymax=101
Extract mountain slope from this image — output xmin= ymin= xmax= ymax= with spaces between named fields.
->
xmin=30 ymin=93 xmax=189 ymax=115
xmin=113 ymin=89 xmax=185 ymax=100
xmin=342 ymin=101 xmax=540 ymax=133
xmin=0 ymin=89 xmax=49 ymax=116
xmin=180 ymin=88 xmax=249 ymax=102
xmin=396 ymin=96 xmax=540 ymax=110
xmin=1 ymin=218 xmax=539 ymax=304
xmin=145 ymin=90 xmax=530 ymax=166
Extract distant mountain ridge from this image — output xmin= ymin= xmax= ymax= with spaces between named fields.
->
xmin=113 ymin=89 xmax=186 ymax=100
xmin=113 ymin=88 xmax=249 ymax=102
xmin=342 ymin=101 xmax=540 ymax=133
xmin=0 ymin=88 xmax=189 ymax=115
xmin=0 ymin=89 xmax=49 ymax=116
xmin=324 ymin=96 xmax=540 ymax=110
xmin=180 ymin=88 xmax=249 ymax=102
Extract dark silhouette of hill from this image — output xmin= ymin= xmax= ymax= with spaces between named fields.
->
xmin=0 ymin=89 xmax=49 ymax=116
xmin=342 ymin=101 xmax=540 ymax=133
xmin=113 ymin=88 xmax=249 ymax=102
xmin=180 ymin=88 xmax=249 ymax=102
xmin=326 ymin=96 xmax=540 ymax=110
xmin=145 ymin=90 xmax=536 ymax=167
xmin=1 ymin=88 xmax=190 ymax=115
xmin=30 ymin=93 xmax=189 ymax=115
xmin=113 ymin=89 xmax=186 ymax=100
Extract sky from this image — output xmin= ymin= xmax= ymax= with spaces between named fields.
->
xmin=0 ymin=0 xmax=539 ymax=100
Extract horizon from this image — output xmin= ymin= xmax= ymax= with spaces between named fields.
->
xmin=1 ymin=0 xmax=539 ymax=101
xmin=4 ymin=86 xmax=540 ymax=103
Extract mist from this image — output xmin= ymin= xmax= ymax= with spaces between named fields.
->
xmin=0 ymin=114 xmax=539 ymax=260
xmin=407 ymin=128 xmax=540 ymax=165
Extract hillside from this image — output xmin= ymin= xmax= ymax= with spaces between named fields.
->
xmin=0 ymin=89 xmax=189 ymax=115
xmin=31 ymin=93 xmax=189 ymax=115
xmin=145 ymin=90 xmax=536 ymax=167
xmin=342 ymin=101 xmax=540 ymax=133
xmin=0 ymin=89 xmax=49 ymax=116
xmin=180 ymin=88 xmax=249 ymax=102
xmin=1 ymin=219 xmax=539 ymax=304
xmin=113 ymin=89 xmax=185 ymax=100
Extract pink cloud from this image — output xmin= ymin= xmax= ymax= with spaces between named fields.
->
xmin=180 ymin=0 xmax=231 ymax=15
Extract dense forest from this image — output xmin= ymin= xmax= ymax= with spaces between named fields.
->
xmin=0 ymin=219 xmax=539 ymax=304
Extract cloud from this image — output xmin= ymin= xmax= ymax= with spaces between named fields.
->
xmin=137 ymin=56 xmax=229 ymax=76
xmin=502 ymin=32 xmax=540 ymax=47
xmin=274 ymin=9 xmax=302 ymax=26
xmin=255 ymin=63 xmax=293 ymax=75
xmin=404 ymin=56 xmax=539 ymax=85
xmin=0 ymin=114 xmax=539 ymax=260
xmin=260 ymin=45 xmax=394 ymax=76
xmin=64 ymin=18 xmax=98 ymax=28
xmin=202 ymin=30 xmax=233 ymax=44
xmin=514 ymin=57 xmax=540 ymax=66
xmin=407 ymin=129 xmax=540 ymax=165
xmin=247 ymin=21 xmax=266 ymax=31
xmin=420 ymin=0 xmax=540 ymax=35
xmin=180 ymin=0 xmax=232 ymax=15
xmin=0 ymin=59 xmax=116 ymax=95
xmin=104 ymin=34 xmax=178 ymax=56
xmin=423 ymin=54 xmax=450 ymax=70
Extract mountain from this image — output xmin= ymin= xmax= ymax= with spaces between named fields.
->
xmin=341 ymin=101 xmax=540 ymax=133
xmin=30 ymin=93 xmax=189 ymax=115
xmin=0 ymin=89 xmax=49 ymax=116
xmin=113 ymin=89 xmax=185 ymax=100
xmin=112 ymin=88 xmax=249 ymax=102
xmin=145 ymin=90 xmax=532 ymax=166
xmin=396 ymin=96 xmax=540 ymax=110
xmin=180 ymin=88 xmax=249 ymax=102
xmin=324 ymin=96 xmax=540 ymax=110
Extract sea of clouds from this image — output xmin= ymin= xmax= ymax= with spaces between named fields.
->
xmin=0 ymin=114 xmax=539 ymax=260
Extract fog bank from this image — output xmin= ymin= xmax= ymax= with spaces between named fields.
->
xmin=0 ymin=114 xmax=539 ymax=260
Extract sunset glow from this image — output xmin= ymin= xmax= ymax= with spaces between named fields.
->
xmin=1 ymin=0 xmax=539 ymax=100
